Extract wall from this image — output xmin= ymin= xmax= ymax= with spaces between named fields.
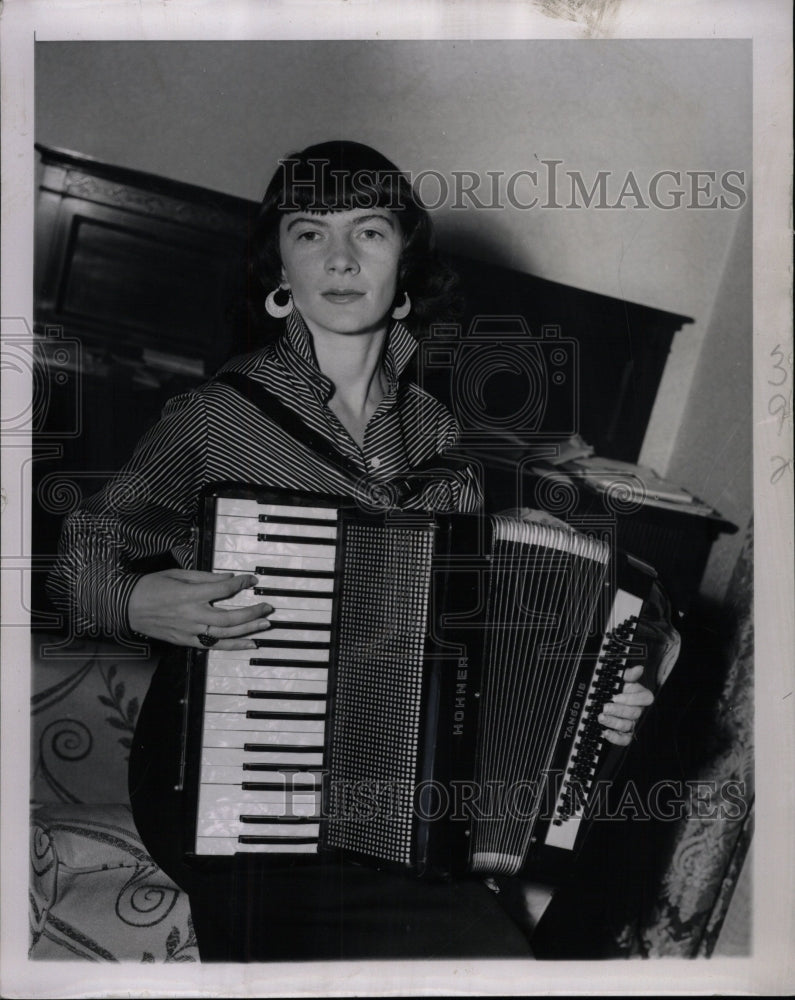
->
xmin=34 ymin=39 xmax=753 ymax=595
xmin=666 ymin=199 xmax=753 ymax=603
xmin=35 ymin=41 xmax=750 ymax=300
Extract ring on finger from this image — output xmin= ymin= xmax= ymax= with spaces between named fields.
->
xmin=197 ymin=626 xmax=219 ymax=648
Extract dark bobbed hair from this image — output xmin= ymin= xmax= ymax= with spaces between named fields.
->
xmin=251 ymin=140 xmax=460 ymax=336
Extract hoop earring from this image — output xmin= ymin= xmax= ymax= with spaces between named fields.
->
xmin=265 ymin=285 xmax=293 ymax=319
xmin=391 ymin=292 xmax=411 ymax=321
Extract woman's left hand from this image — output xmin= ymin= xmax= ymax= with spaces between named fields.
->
xmin=599 ymin=664 xmax=654 ymax=746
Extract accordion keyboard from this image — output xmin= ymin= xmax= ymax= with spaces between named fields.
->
xmin=193 ymin=498 xmax=339 ymax=856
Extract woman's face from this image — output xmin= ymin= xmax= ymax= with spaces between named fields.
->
xmin=278 ymin=207 xmax=403 ymax=340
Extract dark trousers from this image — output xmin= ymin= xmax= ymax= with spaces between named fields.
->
xmin=188 ymin=859 xmax=534 ymax=962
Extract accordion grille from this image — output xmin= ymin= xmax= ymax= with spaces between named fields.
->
xmin=325 ymin=522 xmax=435 ymax=863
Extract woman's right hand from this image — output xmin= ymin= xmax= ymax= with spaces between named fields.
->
xmin=128 ymin=568 xmax=273 ymax=649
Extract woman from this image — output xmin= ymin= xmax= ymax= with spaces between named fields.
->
xmin=49 ymin=140 xmax=655 ymax=961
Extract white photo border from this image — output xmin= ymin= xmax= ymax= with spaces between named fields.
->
xmin=2 ymin=1 xmax=792 ymax=996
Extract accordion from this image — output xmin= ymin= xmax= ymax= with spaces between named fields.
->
xmin=178 ymin=486 xmax=654 ymax=881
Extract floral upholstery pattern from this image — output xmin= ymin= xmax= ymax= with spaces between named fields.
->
xmin=617 ymin=519 xmax=754 ymax=956
xmin=30 ymin=803 xmax=197 ymax=962
xmin=31 ymin=637 xmax=157 ymax=806
xmin=29 ymin=636 xmax=198 ymax=962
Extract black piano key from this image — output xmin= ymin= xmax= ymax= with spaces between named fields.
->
xmin=254 ymin=587 xmax=332 ymax=598
xmin=257 ymin=513 xmax=337 ymax=527
xmin=242 ymin=763 xmax=318 ymax=772
xmin=252 ymin=638 xmax=330 ymax=649
xmin=247 ymin=690 xmax=326 ymax=701
xmin=251 ymin=584 xmax=332 ymax=598
xmin=241 ymin=781 xmax=319 ymax=792
xmin=239 ymin=814 xmax=317 ymax=824
xmin=245 ymin=710 xmax=327 ymax=721
xmin=238 ymin=836 xmax=319 ymax=845
xmin=261 ymin=621 xmax=331 ymax=632
xmin=249 ymin=658 xmax=330 ymax=668
xmin=244 ymin=742 xmax=324 ymax=753
xmin=256 ymin=532 xmax=336 ymax=546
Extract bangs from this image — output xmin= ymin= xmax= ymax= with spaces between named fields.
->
xmin=277 ymin=157 xmax=414 ymax=215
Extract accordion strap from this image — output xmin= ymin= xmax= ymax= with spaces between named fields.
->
xmin=214 ymin=370 xmax=364 ymax=482
xmin=213 ymin=370 xmax=474 ymax=498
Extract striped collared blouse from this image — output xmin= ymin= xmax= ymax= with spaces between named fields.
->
xmin=47 ymin=312 xmax=483 ymax=638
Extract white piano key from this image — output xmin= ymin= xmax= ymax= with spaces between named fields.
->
xmin=197 ymin=786 xmax=320 ymax=809
xmin=252 ymin=627 xmax=331 ymax=644
xmin=194 ymin=836 xmax=320 ymax=856
xmin=215 ymin=498 xmax=338 ymax=521
xmin=206 ymin=659 xmax=328 ymax=682
xmin=201 ymin=729 xmax=324 ymax=749
xmin=255 ymin=574 xmax=334 ymax=593
xmin=208 ymin=648 xmax=328 ymax=666
xmin=206 ymin=676 xmax=328 ymax=696
xmin=197 ymin=785 xmax=319 ymax=820
xmin=269 ymin=608 xmax=334 ymax=624
xmin=204 ymin=694 xmax=327 ymax=715
xmin=236 ymin=822 xmax=320 ymax=838
xmin=237 ymin=842 xmax=319 ymax=854
xmin=215 ymin=534 xmax=337 ymax=561
xmin=214 ymin=551 xmax=336 ymax=573
xmin=194 ymin=837 xmax=239 ymax=855
xmin=248 ymin=647 xmax=330 ymax=662
xmin=262 ymin=521 xmax=337 ymax=539
xmin=201 ymin=747 xmax=324 ymax=767
xmin=212 ymin=595 xmax=333 ymax=624
xmin=212 ymin=595 xmax=262 ymax=610
xmin=203 ymin=713 xmax=325 ymax=733
xmin=200 ymin=765 xmax=322 ymax=786
xmin=215 ymin=515 xmax=337 ymax=540
xmin=196 ymin=785 xmax=320 ymax=837
xmin=257 ymin=595 xmax=333 ymax=612
xmin=252 ymin=555 xmax=336 ymax=571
